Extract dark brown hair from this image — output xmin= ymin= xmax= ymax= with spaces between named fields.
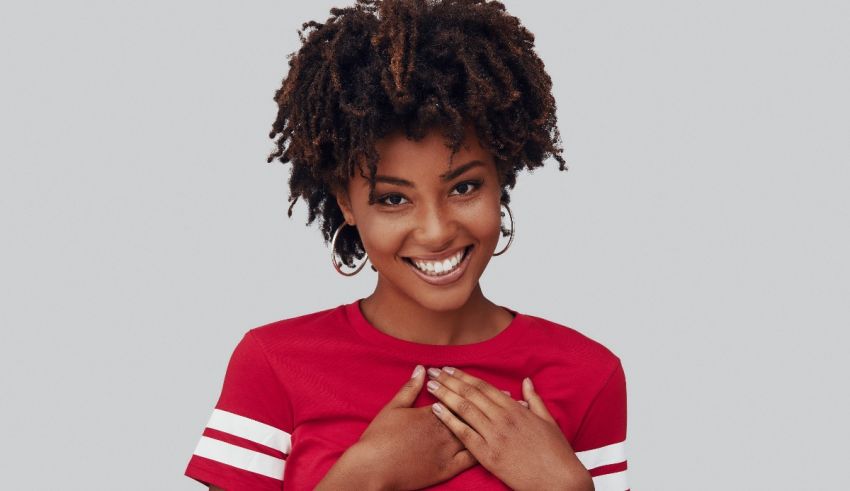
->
xmin=267 ymin=0 xmax=566 ymax=267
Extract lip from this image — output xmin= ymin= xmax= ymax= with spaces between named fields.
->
xmin=403 ymin=245 xmax=473 ymax=286
xmin=404 ymin=245 xmax=469 ymax=262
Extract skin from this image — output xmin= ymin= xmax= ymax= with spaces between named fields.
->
xmin=209 ymin=124 xmax=591 ymax=490
xmin=335 ymin=122 xmax=515 ymax=345
xmin=316 ymin=366 xmax=478 ymax=490
xmin=426 ymin=367 xmax=593 ymax=490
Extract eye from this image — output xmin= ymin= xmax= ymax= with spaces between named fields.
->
xmin=450 ymin=180 xmax=482 ymax=196
xmin=376 ymin=193 xmax=409 ymax=207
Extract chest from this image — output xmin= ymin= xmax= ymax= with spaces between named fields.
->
xmin=277 ymin=355 xmax=587 ymax=490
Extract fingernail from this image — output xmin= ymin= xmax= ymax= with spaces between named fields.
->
xmin=442 ymin=366 xmax=455 ymax=375
xmin=427 ymin=380 xmax=440 ymax=392
xmin=427 ymin=367 xmax=441 ymax=378
xmin=432 ymin=402 xmax=444 ymax=415
xmin=411 ymin=365 xmax=423 ymax=378
xmin=524 ymin=377 xmax=534 ymax=391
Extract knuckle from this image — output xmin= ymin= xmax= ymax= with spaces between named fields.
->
xmin=456 ymin=398 xmax=474 ymax=416
xmin=458 ymin=425 xmax=475 ymax=442
xmin=486 ymin=447 xmax=503 ymax=465
xmin=458 ymin=383 xmax=478 ymax=399
xmin=500 ymin=413 xmax=518 ymax=429
xmin=471 ymin=380 xmax=488 ymax=392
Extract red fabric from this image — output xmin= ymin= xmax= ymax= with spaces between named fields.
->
xmin=185 ymin=299 xmax=629 ymax=490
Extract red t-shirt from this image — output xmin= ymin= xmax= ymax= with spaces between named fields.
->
xmin=185 ymin=299 xmax=629 ymax=490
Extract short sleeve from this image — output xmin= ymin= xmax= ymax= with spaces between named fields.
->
xmin=185 ymin=331 xmax=294 ymax=491
xmin=572 ymin=358 xmax=630 ymax=491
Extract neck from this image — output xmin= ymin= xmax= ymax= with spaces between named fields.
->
xmin=359 ymin=275 xmax=513 ymax=346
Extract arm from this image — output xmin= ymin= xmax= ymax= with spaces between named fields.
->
xmin=572 ymin=359 xmax=629 ymax=491
xmin=185 ymin=332 xmax=293 ymax=490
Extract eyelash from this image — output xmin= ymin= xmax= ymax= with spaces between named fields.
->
xmin=376 ymin=180 xmax=483 ymax=207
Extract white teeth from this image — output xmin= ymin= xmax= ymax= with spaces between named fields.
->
xmin=409 ymin=248 xmax=467 ymax=276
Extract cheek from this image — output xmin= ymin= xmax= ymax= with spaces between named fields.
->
xmin=460 ymin=199 xmax=503 ymax=245
xmin=355 ymin=216 xmax=407 ymax=260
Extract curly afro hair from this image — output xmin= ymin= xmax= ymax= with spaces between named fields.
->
xmin=266 ymin=0 xmax=567 ymax=268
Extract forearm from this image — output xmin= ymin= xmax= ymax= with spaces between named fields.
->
xmin=517 ymin=456 xmax=593 ymax=491
xmin=552 ymin=459 xmax=594 ymax=491
xmin=315 ymin=442 xmax=389 ymax=491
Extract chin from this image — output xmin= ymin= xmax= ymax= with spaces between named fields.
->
xmin=407 ymin=286 xmax=476 ymax=313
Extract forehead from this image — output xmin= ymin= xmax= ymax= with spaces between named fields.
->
xmin=367 ymin=124 xmax=492 ymax=180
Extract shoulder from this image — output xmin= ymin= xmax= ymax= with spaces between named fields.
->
xmin=522 ymin=312 xmax=623 ymax=378
xmin=243 ymin=303 xmax=347 ymax=351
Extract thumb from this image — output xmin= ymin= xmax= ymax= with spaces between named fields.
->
xmin=523 ymin=377 xmax=557 ymax=424
xmin=442 ymin=449 xmax=478 ymax=478
xmin=385 ymin=365 xmax=426 ymax=409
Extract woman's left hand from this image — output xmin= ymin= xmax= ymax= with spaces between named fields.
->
xmin=426 ymin=367 xmax=593 ymax=491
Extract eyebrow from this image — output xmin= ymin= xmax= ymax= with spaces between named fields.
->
xmin=373 ymin=160 xmax=485 ymax=187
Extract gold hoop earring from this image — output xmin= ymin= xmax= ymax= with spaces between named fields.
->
xmin=331 ymin=222 xmax=370 ymax=276
xmin=493 ymin=203 xmax=515 ymax=256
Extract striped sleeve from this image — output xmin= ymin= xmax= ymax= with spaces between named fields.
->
xmin=185 ymin=331 xmax=294 ymax=491
xmin=573 ymin=358 xmax=629 ymax=491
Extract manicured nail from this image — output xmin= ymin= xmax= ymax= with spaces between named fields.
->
xmin=411 ymin=365 xmax=423 ymax=378
xmin=442 ymin=366 xmax=455 ymax=375
xmin=427 ymin=367 xmax=441 ymax=378
xmin=432 ymin=402 xmax=444 ymax=415
xmin=427 ymin=380 xmax=439 ymax=392
xmin=524 ymin=377 xmax=534 ymax=391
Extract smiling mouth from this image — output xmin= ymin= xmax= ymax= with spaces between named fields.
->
xmin=402 ymin=245 xmax=473 ymax=277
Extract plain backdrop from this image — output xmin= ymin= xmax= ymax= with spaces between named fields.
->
xmin=1 ymin=1 xmax=848 ymax=489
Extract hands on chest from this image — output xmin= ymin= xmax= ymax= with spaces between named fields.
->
xmin=316 ymin=366 xmax=593 ymax=491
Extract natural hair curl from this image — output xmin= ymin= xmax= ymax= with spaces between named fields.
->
xmin=267 ymin=0 xmax=567 ymax=267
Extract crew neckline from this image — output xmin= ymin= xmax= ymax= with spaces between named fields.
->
xmin=343 ymin=298 xmax=531 ymax=362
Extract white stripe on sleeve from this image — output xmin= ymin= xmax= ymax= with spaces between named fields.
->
xmin=206 ymin=408 xmax=292 ymax=454
xmin=591 ymin=469 xmax=629 ymax=491
xmin=193 ymin=436 xmax=286 ymax=480
xmin=575 ymin=439 xmax=627 ymax=470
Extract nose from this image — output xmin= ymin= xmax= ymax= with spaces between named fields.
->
xmin=413 ymin=201 xmax=458 ymax=252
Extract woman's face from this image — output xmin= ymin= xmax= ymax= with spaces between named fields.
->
xmin=336 ymin=124 xmax=504 ymax=312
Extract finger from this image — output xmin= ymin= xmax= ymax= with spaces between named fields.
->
xmin=431 ymin=402 xmax=487 ymax=459
xmin=386 ymin=365 xmax=425 ymax=409
xmin=522 ymin=377 xmax=557 ymax=424
xmin=446 ymin=449 xmax=478 ymax=477
xmin=427 ymin=378 xmax=492 ymax=431
xmin=430 ymin=366 xmax=511 ymax=411
xmin=502 ymin=389 xmax=528 ymax=408
xmin=499 ymin=389 xmax=527 ymax=408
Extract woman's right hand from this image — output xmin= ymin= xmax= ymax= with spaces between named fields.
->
xmin=316 ymin=365 xmax=478 ymax=490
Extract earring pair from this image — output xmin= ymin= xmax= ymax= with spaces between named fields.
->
xmin=331 ymin=203 xmax=515 ymax=276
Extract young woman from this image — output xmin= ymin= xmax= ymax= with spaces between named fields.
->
xmin=185 ymin=1 xmax=629 ymax=490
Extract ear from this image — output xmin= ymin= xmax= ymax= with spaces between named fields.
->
xmin=334 ymin=185 xmax=356 ymax=226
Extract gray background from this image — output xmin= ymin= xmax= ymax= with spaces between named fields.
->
xmin=1 ymin=0 xmax=848 ymax=489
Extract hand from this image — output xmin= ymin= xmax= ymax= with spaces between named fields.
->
xmin=318 ymin=365 xmax=478 ymax=491
xmin=426 ymin=367 xmax=594 ymax=491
